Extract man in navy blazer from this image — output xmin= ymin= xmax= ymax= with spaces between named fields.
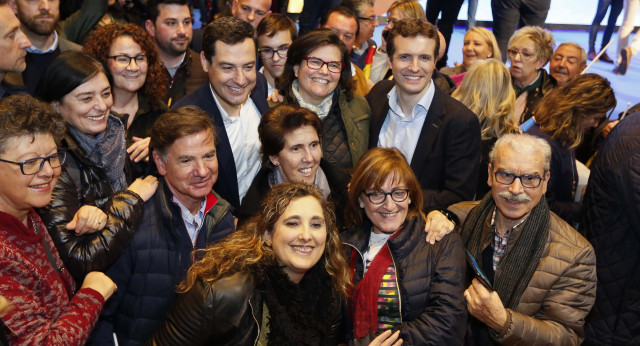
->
xmin=174 ymin=16 xmax=269 ymax=210
xmin=366 ymin=19 xmax=480 ymax=208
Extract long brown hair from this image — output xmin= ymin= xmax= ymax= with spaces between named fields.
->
xmin=533 ymin=73 xmax=616 ymax=149
xmin=345 ymin=147 xmax=424 ymax=228
xmin=179 ymin=182 xmax=351 ymax=297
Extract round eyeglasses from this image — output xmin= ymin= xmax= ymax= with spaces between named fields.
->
xmin=363 ymin=189 xmax=410 ymax=204
xmin=493 ymin=170 xmax=544 ymax=188
xmin=0 ymin=149 xmax=67 ymax=175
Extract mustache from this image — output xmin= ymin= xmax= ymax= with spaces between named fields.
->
xmin=497 ymin=191 xmax=531 ymax=203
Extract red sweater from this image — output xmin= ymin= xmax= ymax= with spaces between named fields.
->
xmin=0 ymin=210 xmax=104 ymax=345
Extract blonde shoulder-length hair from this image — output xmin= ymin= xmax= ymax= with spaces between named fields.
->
xmin=452 ymin=59 xmax=519 ymax=140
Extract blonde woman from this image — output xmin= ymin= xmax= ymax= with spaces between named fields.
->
xmin=441 ymin=27 xmax=500 ymax=86
xmin=452 ymin=59 xmax=520 ymax=197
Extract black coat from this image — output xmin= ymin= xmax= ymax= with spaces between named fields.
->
xmin=366 ymin=80 xmax=481 ymax=208
xmin=581 ymin=112 xmax=640 ymax=346
xmin=37 ymin=130 xmax=144 ymax=284
xmin=89 ymin=179 xmax=235 ymax=345
xmin=341 ymin=217 xmax=468 ymax=345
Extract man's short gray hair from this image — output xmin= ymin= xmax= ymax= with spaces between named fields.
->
xmin=489 ymin=134 xmax=552 ymax=172
xmin=556 ymin=42 xmax=587 ymax=67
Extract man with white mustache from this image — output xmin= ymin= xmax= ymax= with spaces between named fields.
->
xmin=449 ymin=133 xmax=596 ymax=345
xmin=366 ymin=18 xmax=481 ymax=209
xmin=173 ymin=16 xmax=269 ymax=210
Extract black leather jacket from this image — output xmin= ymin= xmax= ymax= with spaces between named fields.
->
xmin=150 ymin=270 xmax=344 ymax=346
xmin=37 ymin=130 xmax=144 ymax=284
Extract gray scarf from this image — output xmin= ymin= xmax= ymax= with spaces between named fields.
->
xmin=68 ymin=114 xmax=127 ymax=191
xmin=460 ymin=192 xmax=550 ymax=310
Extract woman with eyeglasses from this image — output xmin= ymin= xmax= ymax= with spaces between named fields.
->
xmin=507 ymin=26 xmax=557 ymax=125
xmin=83 ymin=23 xmax=168 ymax=165
xmin=0 ymin=95 xmax=117 ymax=345
xmin=35 ymin=51 xmax=158 ymax=285
xmin=525 ymin=73 xmax=616 ymax=225
xmin=275 ymin=29 xmax=371 ymax=173
xmin=342 ymin=147 xmax=467 ymax=345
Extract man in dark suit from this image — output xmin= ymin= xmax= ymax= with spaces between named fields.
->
xmin=366 ymin=19 xmax=480 ymax=208
xmin=173 ymin=16 xmax=269 ymax=210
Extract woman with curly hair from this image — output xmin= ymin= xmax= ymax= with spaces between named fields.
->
xmin=150 ymin=182 xmax=351 ymax=345
xmin=452 ymin=58 xmax=520 ymax=198
xmin=526 ymin=73 xmax=616 ymax=224
xmin=83 ymin=23 xmax=168 ymax=163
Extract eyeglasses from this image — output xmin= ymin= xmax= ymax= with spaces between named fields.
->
xmin=506 ymin=48 xmax=535 ymax=62
xmin=358 ymin=15 xmax=378 ymax=24
xmin=108 ymin=54 xmax=148 ymax=66
xmin=258 ymin=45 xmax=290 ymax=59
xmin=303 ymin=56 xmax=344 ymax=73
xmin=363 ymin=189 xmax=410 ymax=204
xmin=493 ymin=170 xmax=544 ymax=188
xmin=0 ymin=150 xmax=67 ymax=175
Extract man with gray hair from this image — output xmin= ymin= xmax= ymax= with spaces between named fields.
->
xmin=549 ymin=42 xmax=587 ymax=85
xmin=449 ymin=133 xmax=597 ymax=345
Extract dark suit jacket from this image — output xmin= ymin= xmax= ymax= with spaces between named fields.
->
xmin=172 ymin=73 xmax=269 ymax=209
xmin=366 ymin=80 xmax=481 ymax=208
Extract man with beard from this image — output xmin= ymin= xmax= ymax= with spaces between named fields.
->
xmin=88 ymin=106 xmax=236 ymax=345
xmin=549 ymin=42 xmax=586 ymax=85
xmin=145 ymin=0 xmax=207 ymax=106
xmin=173 ymin=16 xmax=268 ymax=210
xmin=449 ymin=134 xmax=597 ymax=345
xmin=0 ymin=0 xmax=30 ymax=98
xmin=6 ymin=0 xmax=107 ymax=94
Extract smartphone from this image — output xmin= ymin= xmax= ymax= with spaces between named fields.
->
xmin=465 ymin=250 xmax=493 ymax=291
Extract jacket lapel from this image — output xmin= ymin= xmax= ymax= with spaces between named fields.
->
xmin=409 ymin=85 xmax=446 ymax=177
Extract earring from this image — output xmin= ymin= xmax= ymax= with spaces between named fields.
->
xmin=359 ymin=203 xmax=364 ymax=208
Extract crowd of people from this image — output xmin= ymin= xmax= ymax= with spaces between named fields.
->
xmin=0 ymin=0 xmax=638 ymax=345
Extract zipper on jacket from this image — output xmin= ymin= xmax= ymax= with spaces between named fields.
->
xmin=248 ymin=297 xmax=260 ymax=346
xmin=343 ymin=242 xmax=366 ymax=271
xmin=388 ymin=251 xmax=403 ymax=323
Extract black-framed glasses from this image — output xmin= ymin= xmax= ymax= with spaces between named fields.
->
xmin=493 ymin=170 xmax=544 ymax=188
xmin=108 ymin=54 xmax=148 ymax=66
xmin=363 ymin=189 xmax=410 ymax=204
xmin=303 ymin=56 xmax=344 ymax=73
xmin=0 ymin=149 xmax=67 ymax=175
xmin=506 ymin=48 xmax=535 ymax=62
xmin=258 ymin=45 xmax=290 ymax=59
xmin=358 ymin=15 xmax=378 ymax=23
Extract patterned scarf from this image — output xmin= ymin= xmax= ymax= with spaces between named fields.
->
xmin=68 ymin=114 xmax=127 ymax=191
xmin=291 ymin=80 xmax=334 ymax=120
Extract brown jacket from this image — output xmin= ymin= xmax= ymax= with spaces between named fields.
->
xmin=450 ymin=201 xmax=597 ymax=345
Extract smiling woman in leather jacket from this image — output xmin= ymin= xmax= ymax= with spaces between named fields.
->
xmin=343 ymin=147 xmax=468 ymax=345
xmin=34 ymin=51 xmax=159 ymax=284
xmin=150 ymin=182 xmax=351 ymax=345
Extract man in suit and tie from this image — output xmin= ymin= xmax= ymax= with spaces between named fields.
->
xmin=366 ymin=18 xmax=481 ymax=208
xmin=173 ymin=16 xmax=269 ymax=210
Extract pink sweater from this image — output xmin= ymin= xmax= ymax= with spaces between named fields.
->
xmin=0 ymin=210 xmax=104 ymax=345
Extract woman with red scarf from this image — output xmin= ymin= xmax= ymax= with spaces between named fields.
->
xmin=342 ymin=147 xmax=468 ymax=345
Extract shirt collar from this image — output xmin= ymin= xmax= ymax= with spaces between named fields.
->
xmin=209 ymin=84 xmax=251 ymax=123
xmin=490 ymin=207 xmax=528 ymax=237
xmin=387 ymin=81 xmax=435 ymax=121
xmin=26 ymin=31 xmax=59 ymax=54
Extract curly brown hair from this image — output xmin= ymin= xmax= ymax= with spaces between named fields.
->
xmin=534 ymin=73 xmax=616 ymax=149
xmin=179 ymin=182 xmax=351 ymax=298
xmin=83 ymin=23 xmax=167 ymax=111
xmin=0 ymin=95 xmax=66 ymax=154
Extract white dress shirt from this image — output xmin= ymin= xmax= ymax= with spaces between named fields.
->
xmin=378 ymin=81 xmax=435 ymax=164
